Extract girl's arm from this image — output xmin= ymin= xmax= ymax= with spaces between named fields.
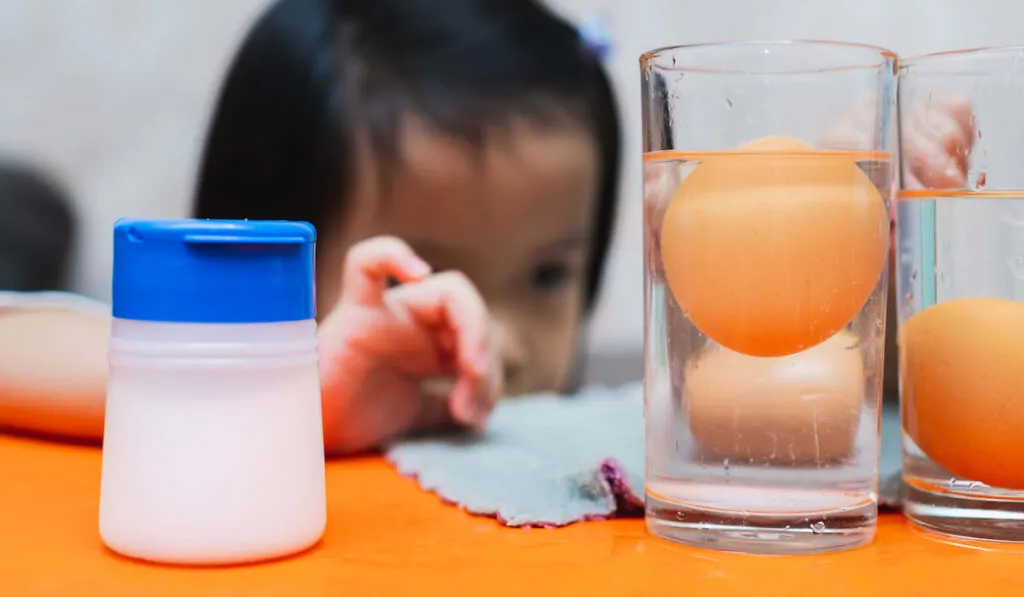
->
xmin=0 ymin=235 xmax=502 ymax=453
xmin=0 ymin=294 xmax=109 ymax=442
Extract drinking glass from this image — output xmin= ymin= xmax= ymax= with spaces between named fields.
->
xmin=898 ymin=45 xmax=1024 ymax=542
xmin=641 ymin=41 xmax=898 ymax=554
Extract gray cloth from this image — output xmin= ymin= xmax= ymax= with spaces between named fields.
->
xmin=387 ymin=384 xmax=904 ymax=527
xmin=388 ymin=384 xmax=645 ymax=527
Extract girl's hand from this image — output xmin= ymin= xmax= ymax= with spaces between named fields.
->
xmin=902 ymin=94 xmax=975 ymax=190
xmin=822 ymin=94 xmax=975 ymax=189
xmin=317 ymin=236 xmax=502 ymax=455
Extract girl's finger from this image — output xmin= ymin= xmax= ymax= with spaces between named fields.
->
xmin=904 ymin=120 xmax=967 ymax=190
xmin=386 ymin=271 xmax=490 ymax=379
xmin=927 ymin=94 xmax=975 ymax=141
xmin=323 ymin=310 xmax=438 ymax=371
xmin=448 ymin=373 xmax=496 ymax=430
xmin=916 ymin=95 xmax=974 ymax=173
xmin=339 ymin=236 xmax=432 ymax=306
xmin=387 ymin=271 xmax=497 ymax=429
xmin=448 ymin=325 xmax=504 ymax=429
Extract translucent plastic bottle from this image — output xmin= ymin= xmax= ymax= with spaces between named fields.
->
xmin=99 ymin=219 xmax=326 ymax=565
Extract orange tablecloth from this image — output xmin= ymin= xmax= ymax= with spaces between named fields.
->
xmin=2 ymin=434 xmax=1021 ymax=597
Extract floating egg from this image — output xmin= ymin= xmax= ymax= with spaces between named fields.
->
xmin=660 ymin=136 xmax=888 ymax=357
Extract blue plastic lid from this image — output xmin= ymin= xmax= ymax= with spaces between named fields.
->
xmin=112 ymin=218 xmax=316 ymax=323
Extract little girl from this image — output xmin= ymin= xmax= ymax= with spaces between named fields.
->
xmin=0 ymin=0 xmax=621 ymax=454
xmin=0 ymin=5 xmax=973 ymax=452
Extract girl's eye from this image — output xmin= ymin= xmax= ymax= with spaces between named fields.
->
xmin=528 ymin=262 xmax=571 ymax=292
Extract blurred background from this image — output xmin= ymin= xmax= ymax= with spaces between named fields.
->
xmin=1 ymin=0 xmax=1022 ymax=383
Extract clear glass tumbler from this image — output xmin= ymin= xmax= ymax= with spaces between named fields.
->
xmin=641 ymin=41 xmax=898 ymax=554
xmin=898 ymin=46 xmax=1024 ymax=542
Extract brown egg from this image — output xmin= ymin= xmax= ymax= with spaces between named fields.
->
xmin=660 ymin=136 xmax=888 ymax=357
xmin=902 ymin=297 xmax=1024 ymax=489
xmin=685 ymin=330 xmax=864 ymax=465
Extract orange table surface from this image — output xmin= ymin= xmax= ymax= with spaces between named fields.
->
xmin=2 ymin=434 xmax=1022 ymax=597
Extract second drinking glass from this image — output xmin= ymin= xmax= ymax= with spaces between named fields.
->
xmin=642 ymin=41 xmax=897 ymax=554
xmin=898 ymin=45 xmax=1024 ymax=542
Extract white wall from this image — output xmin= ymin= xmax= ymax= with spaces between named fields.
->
xmin=2 ymin=0 xmax=1023 ymax=360
xmin=0 ymin=0 xmax=267 ymax=301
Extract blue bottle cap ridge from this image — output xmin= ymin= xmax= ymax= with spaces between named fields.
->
xmin=112 ymin=218 xmax=317 ymax=323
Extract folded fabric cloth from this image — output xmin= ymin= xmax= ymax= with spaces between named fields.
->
xmin=388 ymin=384 xmax=645 ymax=527
xmin=387 ymin=384 xmax=904 ymax=528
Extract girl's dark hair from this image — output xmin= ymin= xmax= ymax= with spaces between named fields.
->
xmin=0 ymin=162 xmax=75 ymax=291
xmin=194 ymin=0 xmax=620 ymax=310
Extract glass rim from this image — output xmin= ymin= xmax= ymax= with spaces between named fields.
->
xmin=901 ymin=44 xmax=1024 ymax=75
xmin=640 ymin=39 xmax=898 ymax=75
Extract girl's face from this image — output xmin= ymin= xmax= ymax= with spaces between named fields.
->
xmin=318 ymin=118 xmax=599 ymax=395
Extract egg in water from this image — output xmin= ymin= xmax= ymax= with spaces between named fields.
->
xmin=902 ymin=297 xmax=1024 ymax=489
xmin=660 ymin=136 xmax=889 ymax=357
xmin=686 ymin=330 xmax=864 ymax=465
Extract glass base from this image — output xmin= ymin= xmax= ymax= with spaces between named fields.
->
xmin=645 ymin=493 xmax=876 ymax=555
xmin=904 ymin=481 xmax=1024 ymax=542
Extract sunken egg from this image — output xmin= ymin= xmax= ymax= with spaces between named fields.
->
xmin=685 ymin=330 xmax=864 ymax=465
xmin=902 ymin=297 xmax=1024 ymax=489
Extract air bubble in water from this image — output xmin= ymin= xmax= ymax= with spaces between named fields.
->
xmin=810 ymin=522 xmax=826 ymax=534
xmin=947 ymin=477 xmax=979 ymax=489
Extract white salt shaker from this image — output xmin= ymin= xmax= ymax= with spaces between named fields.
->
xmin=99 ymin=218 xmax=326 ymax=565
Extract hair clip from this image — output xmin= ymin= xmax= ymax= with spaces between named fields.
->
xmin=578 ymin=15 xmax=612 ymax=60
